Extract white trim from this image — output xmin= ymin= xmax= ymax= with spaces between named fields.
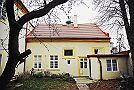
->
xmin=106 ymin=59 xmax=119 ymax=72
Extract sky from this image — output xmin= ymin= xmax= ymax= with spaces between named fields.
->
xmin=22 ymin=0 xmax=129 ymax=50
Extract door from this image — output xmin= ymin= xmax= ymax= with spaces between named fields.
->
xmin=80 ymin=58 xmax=89 ymax=76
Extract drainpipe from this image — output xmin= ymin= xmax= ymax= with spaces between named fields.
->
xmin=97 ymin=56 xmax=103 ymax=80
xmin=24 ymin=21 xmax=28 ymax=73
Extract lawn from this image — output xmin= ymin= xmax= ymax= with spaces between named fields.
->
xmin=7 ymin=77 xmax=78 ymax=90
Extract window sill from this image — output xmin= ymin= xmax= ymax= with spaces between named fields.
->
xmin=106 ymin=71 xmax=119 ymax=72
xmin=47 ymin=69 xmax=60 ymax=71
xmin=62 ymin=56 xmax=75 ymax=59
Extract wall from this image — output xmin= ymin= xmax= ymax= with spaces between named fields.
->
xmin=26 ymin=40 xmax=110 ymax=76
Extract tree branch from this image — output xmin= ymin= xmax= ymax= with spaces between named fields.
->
xmin=17 ymin=0 xmax=68 ymax=29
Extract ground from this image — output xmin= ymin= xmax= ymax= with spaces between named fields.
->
xmin=7 ymin=77 xmax=79 ymax=90
xmin=87 ymin=79 xmax=120 ymax=90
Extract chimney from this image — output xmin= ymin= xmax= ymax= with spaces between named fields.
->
xmin=74 ymin=15 xmax=78 ymax=27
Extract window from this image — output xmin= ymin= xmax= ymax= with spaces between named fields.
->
xmin=94 ymin=49 xmax=102 ymax=54
xmin=63 ymin=48 xmax=75 ymax=58
xmin=67 ymin=60 xmax=70 ymax=64
xmin=106 ymin=59 xmax=118 ymax=71
xmin=92 ymin=47 xmax=104 ymax=54
xmin=50 ymin=55 xmax=58 ymax=68
xmin=80 ymin=58 xmax=87 ymax=68
xmin=64 ymin=50 xmax=73 ymax=56
xmin=34 ymin=55 xmax=41 ymax=69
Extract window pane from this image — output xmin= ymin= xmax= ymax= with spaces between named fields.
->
xmin=34 ymin=62 xmax=37 ymax=68
xmin=107 ymin=60 xmax=112 ymax=71
xmin=112 ymin=60 xmax=117 ymax=71
xmin=55 ymin=56 xmax=58 ymax=60
xmin=107 ymin=67 xmax=112 ymax=71
xmin=39 ymin=62 xmax=41 ymax=68
xmin=84 ymin=58 xmax=87 ymax=62
xmin=55 ymin=65 xmax=58 ymax=68
xmin=80 ymin=62 xmax=83 ymax=68
xmin=112 ymin=60 xmax=117 ymax=64
xmin=107 ymin=60 xmax=111 ymax=64
xmin=80 ymin=59 xmax=83 ymax=62
xmin=34 ymin=55 xmax=37 ymax=61
xmin=84 ymin=62 xmax=87 ymax=68
xmin=50 ymin=56 xmax=53 ymax=60
xmin=38 ymin=56 xmax=41 ymax=60
xmin=64 ymin=50 xmax=73 ymax=56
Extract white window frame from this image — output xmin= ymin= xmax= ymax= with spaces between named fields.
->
xmin=50 ymin=55 xmax=58 ymax=69
xmin=34 ymin=55 xmax=42 ymax=69
xmin=80 ymin=58 xmax=88 ymax=68
xmin=106 ymin=59 xmax=118 ymax=72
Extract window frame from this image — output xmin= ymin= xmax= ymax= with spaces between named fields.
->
xmin=62 ymin=48 xmax=75 ymax=59
xmin=92 ymin=47 xmax=105 ymax=54
xmin=34 ymin=55 xmax=42 ymax=69
xmin=80 ymin=58 xmax=88 ymax=69
xmin=50 ymin=55 xmax=59 ymax=69
xmin=106 ymin=59 xmax=118 ymax=72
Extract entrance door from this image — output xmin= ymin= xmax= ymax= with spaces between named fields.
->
xmin=80 ymin=58 xmax=89 ymax=76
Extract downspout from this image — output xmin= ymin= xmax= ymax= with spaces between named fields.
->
xmin=89 ymin=58 xmax=92 ymax=78
xmin=24 ymin=21 xmax=28 ymax=72
xmin=97 ymin=56 xmax=103 ymax=80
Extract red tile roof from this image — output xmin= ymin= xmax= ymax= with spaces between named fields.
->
xmin=27 ymin=23 xmax=110 ymax=39
xmin=87 ymin=51 xmax=129 ymax=58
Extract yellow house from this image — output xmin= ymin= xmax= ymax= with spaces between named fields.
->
xmin=25 ymin=22 xmax=129 ymax=79
xmin=87 ymin=51 xmax=129 ymax=80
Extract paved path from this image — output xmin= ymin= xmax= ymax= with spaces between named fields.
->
xmin=77 ymin=84 xmax=89 ymax=90
xmin=74 ymin=77 xmax=93 ymax=90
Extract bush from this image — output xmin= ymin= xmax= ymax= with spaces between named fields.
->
xmin=17 ymin=72 xmax=31 ymax=82
xmin=117 ymin=75 xmax=134 ymax=90
xmin=33 ymin=71 xmax=44 ymax=78
xmin=61 ymin=73 xmax=76 ymax=83
xmin=44 ymin=71 xmax=51 ymax=77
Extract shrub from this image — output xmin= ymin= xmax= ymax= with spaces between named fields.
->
xmin=44 ymin=71 xmax=51 ymax=77
xmin=117 ymin=75 xmax=134 ymax=90
xmin=33 ymin=71 xmax=44 ymax=78
xmin=17 ymin=72 xmax=31 ymax=82
xmin=61 ymin=73 xmax=76 ymax=83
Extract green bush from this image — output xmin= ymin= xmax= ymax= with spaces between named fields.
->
xmin=61 ymin=73 xmax=76 ymax=83
xmin=118 ymin=75 xmax=134 ymax=90
xmin=17 ymin=72 xmax=31 ymax=82
xmin=33 ymin=71 xmax=44 ymax=78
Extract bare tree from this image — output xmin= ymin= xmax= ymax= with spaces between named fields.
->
xmin=93 ymin=0 xmax=134 ymax=76
xmin=0 ymin=0 xmax=69 ymax=89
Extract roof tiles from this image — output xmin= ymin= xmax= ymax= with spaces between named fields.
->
xmin=27 ymin=23 xmax=110 ymax=39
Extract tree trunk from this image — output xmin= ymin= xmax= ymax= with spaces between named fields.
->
xmin=0 ymin=0 xmax=68 ymax=88
xmin=128 ymin=0 xmax=134 ymax=76
xmin=119 ymin=0 xmax=134 ymax=76
xmin=0 ymin=18 xmax=21 ymax=88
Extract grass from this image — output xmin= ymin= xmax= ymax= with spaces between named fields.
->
xmin=7 ymin=77 xmax=78 ymax=90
